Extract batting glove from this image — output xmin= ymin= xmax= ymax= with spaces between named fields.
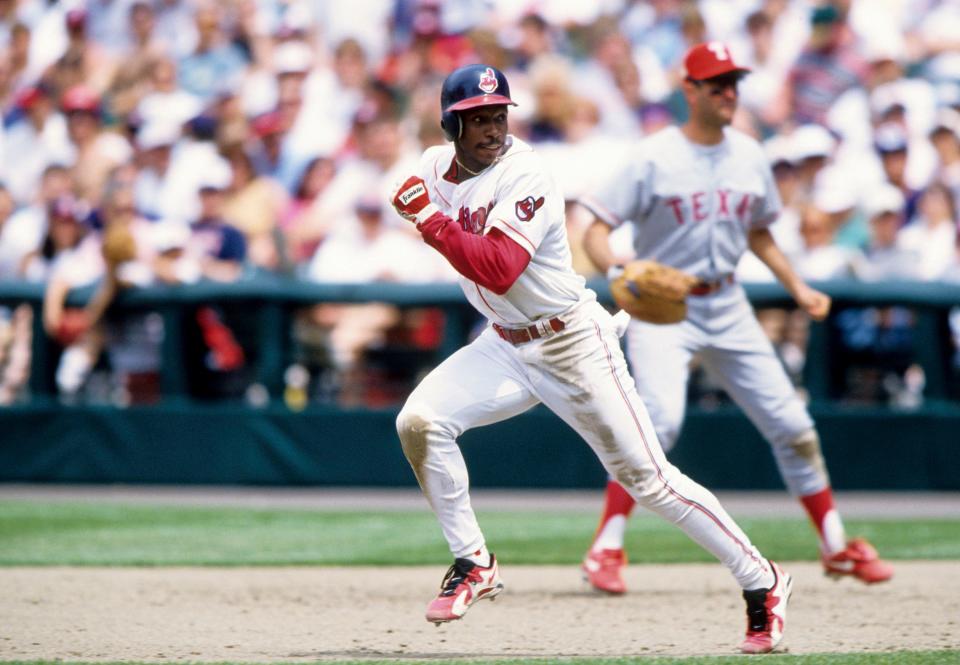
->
xmin=391 ymin=176 xmax=440 ymax=225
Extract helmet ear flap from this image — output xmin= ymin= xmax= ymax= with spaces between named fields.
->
xmin=440 ymin=110 xmax=460 ymax=142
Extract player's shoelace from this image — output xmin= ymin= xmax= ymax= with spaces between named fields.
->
xmin=742 ymin=587 xmax=770 ymax=632
xmin=438 ymin=558 xmax=477 ymax=596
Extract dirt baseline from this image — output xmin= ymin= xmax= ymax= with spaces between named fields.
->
xmin=2 ymin=562 xmax=958 ymax=662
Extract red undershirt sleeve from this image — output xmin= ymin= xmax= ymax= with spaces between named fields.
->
xmin=416 ymin=211 xmax=531 ymax=295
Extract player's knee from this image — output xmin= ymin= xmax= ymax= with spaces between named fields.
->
xmin=777 ymin=428 xmax=830 ymax=487
xmin=610 ymin=462 xmax=660 ymax=502
xmin=395 ymin=403 xmax=437 ymax=463
xmin=788 ymin=428 xmax=826 ymax=467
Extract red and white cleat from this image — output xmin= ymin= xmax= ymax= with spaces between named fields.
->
xmin=581 ymin=548 xmax=627 ymax=594
xmin=425 ymin=554 xmax=504 ymax=624
xmin=740 ymin=561 xmax=793 ymax=654
xmin=823 ymin=538 xmax=894 ymax=584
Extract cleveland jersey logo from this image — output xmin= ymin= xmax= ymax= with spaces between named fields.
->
xmin=515 ymin=196 xmax=544 ymax=222
xmin=458 ymin=201 xmax=493 ymax=234
xmin=478 ymin=68 xmax=498 ymax=93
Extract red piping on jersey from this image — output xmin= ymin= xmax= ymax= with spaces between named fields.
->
xmin=497 ymin=219 xmax=537 ymax=254
xmin=431 ymin=161 xmax=453 ymax=208
xmin=474 ymin=282 xmax=501 ymax=318
xmin=417 ymin=210 xmax=530 ymax=295
xmin=590 ymin=319 xmax=768 ymax=571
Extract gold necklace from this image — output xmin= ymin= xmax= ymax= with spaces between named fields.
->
xmin=455 ymin=158 xmax=486 ymax=177
xmin=456 ymin=154 xmax=503 ymax=178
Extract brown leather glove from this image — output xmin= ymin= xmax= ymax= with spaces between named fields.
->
xmin=609 ymin=260 xmax=699 ymax=325
xmin=101 ymin=222 xmax=138 ymax=267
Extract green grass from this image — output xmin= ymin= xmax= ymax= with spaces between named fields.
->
xmin=0 ymin=501 xmax=958 ymax=566
xmin=3 ymin=653 xmax=960 ymax=664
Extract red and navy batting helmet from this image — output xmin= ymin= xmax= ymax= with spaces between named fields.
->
xmin=440 ymin=64 xmax=516 ymax=141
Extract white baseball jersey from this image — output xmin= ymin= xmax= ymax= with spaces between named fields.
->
xmin=395 ymin=132 xmax=776 ymax=594
xmin=581 ymin=125 xmax=781 ymax=280
xmin=419 ymin=135 xmax=592 ymax=326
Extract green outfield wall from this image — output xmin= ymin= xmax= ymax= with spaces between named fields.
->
xmin=0 ymin=402 xmax=957 ymax=489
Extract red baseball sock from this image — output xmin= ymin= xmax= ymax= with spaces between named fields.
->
xmin=800 ymin=487 xmax=846 ymax=554
xmin=591 ymin=479 xmax=636 ymax=551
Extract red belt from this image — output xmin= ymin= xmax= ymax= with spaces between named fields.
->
xmin=493 ymin=317 xmax=566 ymax=345
xmin=689 ymin=274 xmax=734 ymax=296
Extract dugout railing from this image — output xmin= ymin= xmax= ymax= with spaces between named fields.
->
xmin=0 ymin=277 xmax=957 ymax=489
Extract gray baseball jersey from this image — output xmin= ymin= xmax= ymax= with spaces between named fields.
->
xmin=580 ymin=125 xmax=820 ymax=496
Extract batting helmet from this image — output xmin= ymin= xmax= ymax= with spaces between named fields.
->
xmin=440 ymin=64 xmax=516 ymax=141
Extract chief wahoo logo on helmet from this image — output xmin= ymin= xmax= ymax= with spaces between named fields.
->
xmin=478 ymin=68 xmax=498 ymax=93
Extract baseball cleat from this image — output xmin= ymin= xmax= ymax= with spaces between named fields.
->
xmin=581 ymin=548 xmax=627 ymax=594
xmin=740 ymin=561 xmax=792 ymax=654
xmin=425 ymin=554 xmax=503 ymax=624
xmin=822 ymin=537 xmax=894 ymax=584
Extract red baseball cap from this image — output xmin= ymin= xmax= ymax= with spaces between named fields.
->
xmin=683 ymin=42 xmax=751 ymax=81
xmin=61 ymin=85 xmax=100 ymax=113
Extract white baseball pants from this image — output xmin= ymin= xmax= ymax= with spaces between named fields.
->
xmin=396 ymin=301 xmax=772 ymax=590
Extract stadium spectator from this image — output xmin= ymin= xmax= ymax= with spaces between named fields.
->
xmin=41 ymin=181 xmax=161 ymax=403
xmin=3 ymin=83 xmax=72 ymax=207
xmin=3 ymin=22 xmax=36 ymax=98
xmin=42 ymin=8 xmax=117 ymax=100
xmin=135 ymin=56 xmax=203 ymax=129
xmin=278 ymin=155 xmax=336 ymax=268
xmin=851 ymin=184 xmax=920 ymax=282
xmin=791 ymin=204 xmax=858 ymax=281
xmin=177 ymin=3 xmax=246 ymax=102
xmin=221 ymin=143 xmax=287 ymax=272
xmin=21 ymin=195 xmax=88 ymax=283
xmin=929 ymin=108 xmax=960 ymax=209
xmin=730 ymin=9 xmax=788 ymax=133
xmin=0 ymin=165 xmax=73 ymax=280
xmin=290 ymin=108 xmax=419 ymax=256
xmin=873 ymin=123 xmax=923 ymax=223
xmin=184 ymin=164 xmax=247 ymax=283
xmin=152 ymin=0 xmax=198 ymax=59
xmin=899 ymin=182 xmax=958 ymax=280
xmin=776 ymin=3 xmax=866 ymax=126
xmin=0 ymin=185 xmax=28 ymax=404
xmin=789 ymin=123 xmax=838 ymax=203
xmin=511 ymin=13 xmax=555 ymax=73
xmin=105 ymin=1 xmax=166 ymax=122
xmin=132 ymin=120 xmax=180 ymax=220
xmin=61 ymin=84 xmax=133 ymax=205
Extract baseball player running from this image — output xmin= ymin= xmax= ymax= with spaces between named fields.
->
xmin=390 ymin=63 xmax=793 ymax=654
xmin=576 ymin=42 xmax=893 ymax=596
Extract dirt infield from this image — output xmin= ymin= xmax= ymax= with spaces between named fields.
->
xmin=2 ymin=562 xmax=957 ymax=662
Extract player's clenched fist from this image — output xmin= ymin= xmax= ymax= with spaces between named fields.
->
xmin=391 ymin=176 xmax=439 ymax=225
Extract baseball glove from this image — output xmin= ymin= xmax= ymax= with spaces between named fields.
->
xmin=609 ymin=260 xmax=699 ymax=325
xmin=101 ymin=223 xmax=137 ymax=267
xmin=54 ymin=308 xmax=90 ymax=346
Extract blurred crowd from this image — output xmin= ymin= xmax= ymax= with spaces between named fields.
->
xmin=0 ymin=0 xmax=958 ymax=407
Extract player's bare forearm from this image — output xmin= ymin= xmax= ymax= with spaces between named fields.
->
xmin=84 ymin=275 xmax=119 ymax=326
xmin=748 ymin=228 xmax=804 ymax=294
xmin=748 ymin=228 xmax=831 ymax=320
xmin=583 ymin=219 xmax=617 ymax=274
xmin=42 ymin=278 xmax=71 ymax=334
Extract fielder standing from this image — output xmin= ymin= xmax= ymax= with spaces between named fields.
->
xmin=577 ymin=42 xmax=893 ymax=595
xmin=390 ymin=63 xmax=792 ymax=654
